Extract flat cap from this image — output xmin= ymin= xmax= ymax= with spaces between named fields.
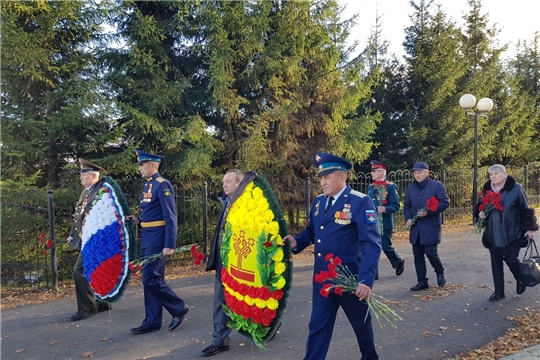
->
xmin=412 ymin=162 xmax=429 ymax=171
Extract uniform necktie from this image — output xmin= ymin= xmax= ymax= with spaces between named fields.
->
xmin=325 ymin=196 xmax=334 ymax=215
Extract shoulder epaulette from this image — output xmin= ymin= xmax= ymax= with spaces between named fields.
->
xmin=155 ymin=177 xmax=165 ymax=183
xmin=316 ymin=194 xmax=326 ymax=198
xmin=386 ymin=181 xmax=395 ymax=185
xmin=350 ymin=190 xmax=366 ymax=198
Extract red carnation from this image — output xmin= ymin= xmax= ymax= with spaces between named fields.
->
xmin=426 ymin=196 xmax=440 ymax=212
xmin=320 ymin=284 xmax=332 ymax=298
xmin=405 ymin=196 xmax=439 ymax=229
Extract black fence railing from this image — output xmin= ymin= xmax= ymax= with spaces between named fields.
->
xmin=2 ymin=164 xmax=539 ymax=291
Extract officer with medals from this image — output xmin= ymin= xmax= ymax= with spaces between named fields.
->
xmin=67 ymin=159 xmax=110 ymax=321
xmin=367 ymin=160 xmax=405 ymax=279
xmin=284 ymin=153 xmax=382 ymax=360
xmin=128 ymin=150 xmax=189 ymax=334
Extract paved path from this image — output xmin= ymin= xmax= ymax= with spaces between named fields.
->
xmin=2 ymin=230 xmax=539 ymax=360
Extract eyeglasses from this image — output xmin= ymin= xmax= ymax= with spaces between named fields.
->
xmin=371 ymin=169 xmax=384 ymax=172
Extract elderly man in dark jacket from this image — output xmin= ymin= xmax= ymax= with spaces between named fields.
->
xmin=473 ymin=164 xmax=538 ymax=301
xmin=404 ymin=162 xmax=450 ymax=291
xmin=202 ymin=169 xmax=244 ymax=357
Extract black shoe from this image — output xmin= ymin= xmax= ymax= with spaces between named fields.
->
xmin=489 ymin=292 xmax=505 ymax=302
xmin=130 ymin=326 xmax=160 ymax=335
xmin=97 ymin=302 xmax=111 ymax=313
xmin=410 ymin=281 xmax=429 ymax=291
xmin=395 ymin=259 xmax=405 ymax=276
xmin=516 ymin=282 xmax=526 ymax=295
xmin=169 ymin=304 xmax=189 ymax=331
xmin=70 ymin=309 xmax=97 ymax=321
xmin=437 ymin=273 xmax=446 ymax=287
xmin=202 ymin=344 xmax=230 ymax=357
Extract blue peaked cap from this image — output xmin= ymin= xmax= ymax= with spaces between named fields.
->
xmin=135 ymin=150 xmax=164 ymax=165
xmin=312 ymin=152 xmax=352 ymax=176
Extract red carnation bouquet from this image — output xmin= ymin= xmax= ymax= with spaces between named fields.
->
xmin=373 ymin=180 xmax=388 ymax=231
xmin=473 ymin=190 xmax=503 ymax=234
xmin=373 ymin=180 xmax=388 ymax=206
xmin=404 ymin=196 xmax=440 ymax=230
xmin=315 ymin=254 xmax=403 ymax=328
xmin=128 ymin=244 xmax=201 ymax=277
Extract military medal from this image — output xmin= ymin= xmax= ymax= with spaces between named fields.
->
xmin=143 ymin=183 xmax=153 ymax=202
xmin=335 ymin=204 xmax=352 ymax=225
xmin=314 ymin=201 xmax=321 ymax=216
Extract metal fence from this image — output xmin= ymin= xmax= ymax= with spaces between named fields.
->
xmin=2 ymin=164 xmax=539 ymax=291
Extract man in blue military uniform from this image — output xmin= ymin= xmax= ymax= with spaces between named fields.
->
xmin=128 ymin=150 xmax=189 ymax=334
xmin=284 ymin=153 xmax=381 ymax=360
xmin=367 ymin=160 xmax=405 ymax=279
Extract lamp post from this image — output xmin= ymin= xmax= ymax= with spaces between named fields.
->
xmin=459 ymin=94 xmax=494 ymax=210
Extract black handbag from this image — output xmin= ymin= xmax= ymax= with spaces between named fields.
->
xmin=520 ymin=237 xmax=540 ymax=287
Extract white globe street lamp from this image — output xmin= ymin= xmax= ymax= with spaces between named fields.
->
xmin=459 ymin=94 xmax=494 ymax=209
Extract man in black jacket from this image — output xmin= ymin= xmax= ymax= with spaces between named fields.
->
xmin=202 ymin=169 xmax=244 ymax=357
xmin=67 ymin=159 xmax=110 ymax=321
xmin=404 ymin=162 xmax=450 ymax=291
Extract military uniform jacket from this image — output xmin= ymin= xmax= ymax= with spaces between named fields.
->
xmin=294 ymin=185 xmax=382 ymax=289
xmin=404 ymin=178 xmax=449 ymax=245
xmin=139 ymin=172 xmax=178 ymax=249
xmin=367 ymin=181 xmax=400 ymax=230
xmin=69 ymin=179 xmax=105 ymax=251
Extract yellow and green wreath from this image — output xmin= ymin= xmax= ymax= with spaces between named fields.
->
xmin=220 ymin=172 xmax=292 ymax=348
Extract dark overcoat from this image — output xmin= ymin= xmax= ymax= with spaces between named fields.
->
xmin=473 ymin=176 xmax=538 ymax=251
xmin=404 ymin=178 xmax=450 ymax=245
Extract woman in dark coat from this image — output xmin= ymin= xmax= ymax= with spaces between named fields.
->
xmin=473 ymin=164 xmax=538 ymax=302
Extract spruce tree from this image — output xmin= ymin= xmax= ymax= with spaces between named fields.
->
xmin=1 ymin=0 xmax=119 ymax=188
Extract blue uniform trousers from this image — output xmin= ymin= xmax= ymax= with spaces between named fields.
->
xmin=141 ymin=247 xmax=186 ymax=329
xmin=304 ymin=290 xmax=378 ymax=360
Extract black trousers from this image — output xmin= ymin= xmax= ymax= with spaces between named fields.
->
xmin=490 ymin=242 xmax=521 ymax=294
xmin=381 ymin=230 xmax=402 ymax=268
xmin=412 ymin=243 xmax=444 ymax=282
xmin=73 ymin=252 xmax=101 ymax=312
